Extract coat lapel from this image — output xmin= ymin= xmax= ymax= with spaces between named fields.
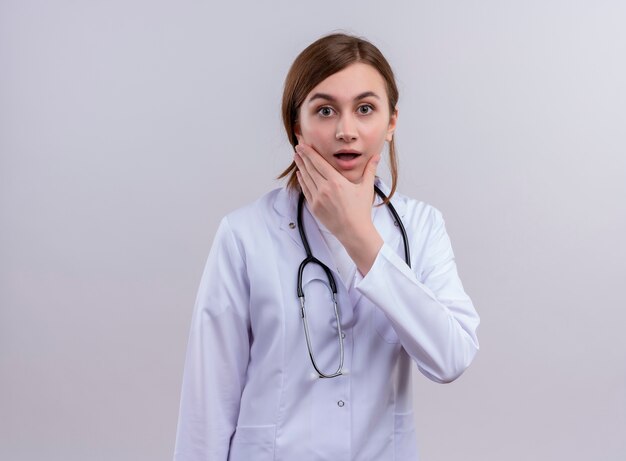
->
xmin=273 ymin=187 xmax=337 ymax=280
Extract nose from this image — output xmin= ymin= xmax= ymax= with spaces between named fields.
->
xmin=336 ymin=114 xmax=358 ymax=142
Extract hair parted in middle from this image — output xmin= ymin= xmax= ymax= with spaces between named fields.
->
xmin=277 ymin=32 xmax=400 ymax=203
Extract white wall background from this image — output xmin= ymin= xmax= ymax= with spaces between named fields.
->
xmin=1 ymin=1 xmax=625 ymax=460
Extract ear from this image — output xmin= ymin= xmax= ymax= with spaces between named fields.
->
xmin=294 ymin=122 xmax=303 ymax=145
xmin=385 ymin=107 xmax=398 ymax=142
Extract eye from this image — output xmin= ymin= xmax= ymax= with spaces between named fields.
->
xmin=317 ymin=106 xmax=335 ymax=117
xmin=358 ymin=104 xmax=374 ymax=115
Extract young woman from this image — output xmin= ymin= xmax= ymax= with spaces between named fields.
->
xmin=174 ymin=33 xmax=480 ymax=461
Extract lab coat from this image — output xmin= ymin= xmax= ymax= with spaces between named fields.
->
xmin=174 ymin=179 xmax=480 ymax=461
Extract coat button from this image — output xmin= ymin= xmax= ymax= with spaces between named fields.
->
xmin=341 ymin=332 xmax=346 ymax=339
xmin=289 ymin=222 xmax=296 ymax=229
xmin=337 ymin=400 xmax=345 ymax=407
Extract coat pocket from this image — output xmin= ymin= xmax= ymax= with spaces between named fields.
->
xmin=228 ymin=424 xmax=276 ymax=461
xmin=372 ymin=307 xmax=400 ymax=344
xmin=394 ymin=412 xmax=419 ymax=460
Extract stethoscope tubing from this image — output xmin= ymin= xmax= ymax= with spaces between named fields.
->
xmin=296 ymin=185 xmax=411 ymax=378
xmin=374 ymin=185 xmax=411 ymax=268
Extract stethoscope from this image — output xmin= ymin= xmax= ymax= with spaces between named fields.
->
xmin=296 ymin=185 xmax=411 ymax=378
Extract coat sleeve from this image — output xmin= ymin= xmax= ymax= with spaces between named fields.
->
xmin=174 ymin=217 xmax=251 ymax=460
xmin=355 ymin=206 xmax=480 ymax=383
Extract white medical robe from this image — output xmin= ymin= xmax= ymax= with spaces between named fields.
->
xmin=174 ymin=179 xmax=480 ymax=460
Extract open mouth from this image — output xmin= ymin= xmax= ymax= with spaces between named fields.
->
xmin=334 ymin=153 xmax=361 ymax=160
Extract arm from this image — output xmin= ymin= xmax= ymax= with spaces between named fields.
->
xmin=174 ymin=217 xmax=250 ymax=460
xmin=356 ymin=207 xmax=480 ymax=383
xmin=294 ymin=143 xmax=479 ymax=382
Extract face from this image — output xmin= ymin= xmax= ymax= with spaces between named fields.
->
xmin=295 ymin=62 xmax=398 ymax=184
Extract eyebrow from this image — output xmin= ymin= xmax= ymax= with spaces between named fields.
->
xmin=307 ymin=91 xmax=381 ymax=103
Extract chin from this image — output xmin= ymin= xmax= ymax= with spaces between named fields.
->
xmin=341 ymin=171 xmax=362 ymax=184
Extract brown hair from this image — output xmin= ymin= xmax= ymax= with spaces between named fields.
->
xmin=277 ymin=33 xmax=400 ymax=203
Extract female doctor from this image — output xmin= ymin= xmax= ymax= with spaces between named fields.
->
xmin=174 ymin=33 xmax=480 ymax=461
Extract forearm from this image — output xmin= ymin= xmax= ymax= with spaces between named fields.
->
xmin=356 ymin=243 xmax=480 ymax=383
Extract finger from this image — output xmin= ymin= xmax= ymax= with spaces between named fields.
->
xmin=296 ymin=171 xmax=312 ymax=201
xmin=294 ymin=152 xmax=318 ymax=192
xmin=295 ymin=144 xmax=342 ymax=183
xmin=295 ymin=144 xmax=327 ymax=183
xmin=362 ymin=154 xmax=381 ymax=186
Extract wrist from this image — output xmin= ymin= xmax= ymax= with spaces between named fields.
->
xmin=339 ymin=223 xmax=383 ymax=276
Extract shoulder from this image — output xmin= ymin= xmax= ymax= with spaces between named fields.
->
xmin=377 ymin=179 xmax=443 ymax=232
xmin=207 ymin=188 xmax=287 ymax=261
xmin=221 ymin=186 xmax=295 ymax=237
xmin=384 ymin=191 xmax=453 ymax=275
xmin=382 ymin=184 xmax=449 ymax=259
xmin=402 ymin=193 xmax=444 ymax=233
